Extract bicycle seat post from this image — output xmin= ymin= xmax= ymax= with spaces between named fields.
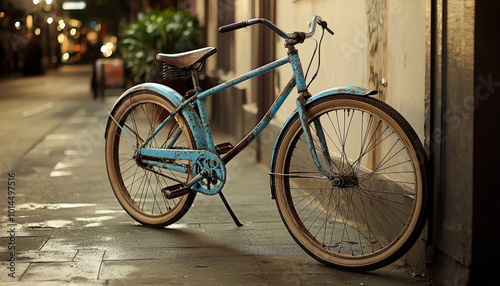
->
xmin=182 ymin=66 xmax=202 ymax=101
xmin=190 ymin=67 xmax=201 ymax=93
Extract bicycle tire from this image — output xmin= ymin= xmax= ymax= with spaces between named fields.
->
xmin=271 ymin=94 xmax=428 ymax=271
xmin=105 ymin=91 xmax=197 ymax=227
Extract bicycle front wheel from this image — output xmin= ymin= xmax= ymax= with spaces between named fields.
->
xmin=105 ymin=91 xmax=197 ymax=227
xmin=271 ymin=94 xmax=428 ymax=271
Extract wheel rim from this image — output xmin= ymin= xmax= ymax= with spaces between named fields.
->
xmin=106 ymin=94 xmax=196 ymax=226
xmin=275 ymin=97 xmax=424 ymax=269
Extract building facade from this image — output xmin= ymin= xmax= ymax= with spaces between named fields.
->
xmin=193 ymin=1 xmax=500 ymax=285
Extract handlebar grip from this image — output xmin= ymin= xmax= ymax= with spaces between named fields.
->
xmin=218 ymin=21 xmax=249 ymax=33
xmin=318 ymin=20 xmax=334 ymax=35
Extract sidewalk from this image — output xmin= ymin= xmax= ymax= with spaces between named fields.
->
xmin=0 ymin=65 xmax=430 ymax=285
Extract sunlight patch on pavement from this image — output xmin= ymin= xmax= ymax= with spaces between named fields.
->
xmin=23 ymin=102 xmax=54 ymax=117
xmin=50 ymin=170 xmax=73 ymax=177
xmin=95 ymin=209 xmax=123 ymax=214
xmin=17 ymin=203 xmax=97 ymax=210
xmin=167 ymin=223 xmax=189 ymax=229
xmin=26 ymin=220 xmax=73 ymax=229
xmin=76 ymin=216 xmax=115 ymax=228
xmin=75 ymin=216 xmax=115 ymax=222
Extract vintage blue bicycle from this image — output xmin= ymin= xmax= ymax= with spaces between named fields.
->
xmin=105 ymin=16 xmax=428 ymax=271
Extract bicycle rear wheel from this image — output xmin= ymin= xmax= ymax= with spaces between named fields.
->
xmin=105 ymin=91 xmax=197 ymax=227
xmin=271 ymin=94 xmax=428 ymax=271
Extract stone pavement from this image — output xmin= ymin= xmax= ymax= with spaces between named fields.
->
xmin=0 ymin=65 xmax=431 ymax=285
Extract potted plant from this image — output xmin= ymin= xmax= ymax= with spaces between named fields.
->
xmin=121 ymin=9 xmax=201 ymax=84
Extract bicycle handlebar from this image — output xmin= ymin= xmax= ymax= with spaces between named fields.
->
xmin=218 ymin=15 xmax=333 ymax=42
xmin=218 ymin=18 xmax=294 ymax=38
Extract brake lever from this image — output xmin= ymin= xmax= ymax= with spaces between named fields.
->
xmin=318 ymin=20 xmax=334 ymax=35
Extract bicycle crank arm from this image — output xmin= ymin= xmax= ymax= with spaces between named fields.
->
xmin=162 ymin=170 xmax=209 ymax=199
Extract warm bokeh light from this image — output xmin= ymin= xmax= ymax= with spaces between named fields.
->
xmin=26 ymin=15 xmax=33 ymax=30
xmin=62 ymin=52 xmax=70 ymax=62
xmin=100 ymin=44 xmax=113 ymax=57
xmin=69 ymin=19 xmax=81 ymax=27
xmin=57 ymin=33 xmax=65 ymax=44
xmin=86 ymin=31 xmax=98 ymax=44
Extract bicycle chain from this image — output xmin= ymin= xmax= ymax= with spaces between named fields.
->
xmin=134 ymin=151 xmax=225 ymax=197
xmin=136 ymin=162 xmax=186 ymax=187
xmin=138 ymin=164 xmax=220 ymax=197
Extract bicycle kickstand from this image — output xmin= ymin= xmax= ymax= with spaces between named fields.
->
xmin=219 ymin=191 xmax=243 ymax=227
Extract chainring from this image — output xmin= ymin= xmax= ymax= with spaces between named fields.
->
xmin=191 ymin=151 xmax=226 ymax=196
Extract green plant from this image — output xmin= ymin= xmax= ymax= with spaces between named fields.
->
xmin=122 ymin=9 xmax=201 ymax=83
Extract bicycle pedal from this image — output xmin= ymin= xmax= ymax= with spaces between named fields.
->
xmin=215 ymin=142 xmax=233 ymax=154
xmin=162 ymin=184 xmax=190 ymax=199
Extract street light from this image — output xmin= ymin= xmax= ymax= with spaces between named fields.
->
xmin=62 ymin=1 xmax=87 ymax=11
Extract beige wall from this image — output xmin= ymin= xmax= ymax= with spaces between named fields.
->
xmin=274 ymin=0 xmax=427 ymax=142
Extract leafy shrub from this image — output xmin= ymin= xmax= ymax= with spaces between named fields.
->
xmin=122 ymin=9 xmax=200 ymax=83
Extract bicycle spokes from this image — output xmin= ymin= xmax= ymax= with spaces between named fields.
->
xmin=273 ymin=95 xmax=427 ymax=271
xmin=106 ymin=94 xmax=198 ymax=227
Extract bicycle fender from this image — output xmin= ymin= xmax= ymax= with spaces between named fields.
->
xmin=309 ymin=86 xmax=378 ymax=102
xmin=269 ymin=85 xmax=377 ymax=198
xmin=104 ymin=83 xmax=208 ymax=149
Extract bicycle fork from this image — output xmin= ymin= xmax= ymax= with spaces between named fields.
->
xmin=296 ymin=96 xmax=344 ymax=185
xmin=289 ymin=46 xmax=343 ymax=186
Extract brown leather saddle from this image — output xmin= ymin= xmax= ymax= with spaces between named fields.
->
xmin=156 ymin=47 xmax=217 ymax=68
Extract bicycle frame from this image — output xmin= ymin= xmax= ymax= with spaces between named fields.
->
xmin=109 ymin=46 xmax=338 ymax=194
xmin=107 ymin=19 xmax=376 ymax=194
xmin=142 ymin=46 xmax=333 ymax=170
